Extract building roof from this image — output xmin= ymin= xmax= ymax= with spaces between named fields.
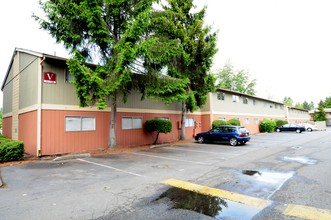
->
xmin=216 ymin=88 xmax=284 ymax=106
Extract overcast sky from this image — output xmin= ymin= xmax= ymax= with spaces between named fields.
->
xmin=1 ymin=0 xmax=331 ymax=108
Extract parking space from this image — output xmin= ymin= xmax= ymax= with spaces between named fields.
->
xmin=1 ymin=129 xmax=331 ymax=219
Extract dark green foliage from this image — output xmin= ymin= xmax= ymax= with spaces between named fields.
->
xmin=0 ymin=137 xmax=24 ymax=162
xmin=313 ymin=101 xmax=327 ymax=121
xmin=153 ymin=0 xmax=218 ymax=140
xmin=275 ymin=119 xmax=287 ymax=127
xmin=227 ymin=118 xmax=241 ymax=126
xmin=34 ymin=0 xmax=191 ymax=147
xmin=259 ymin=120 xmax=276 ymax=133
xmin=145 ymin=119 xmax=172 ymax=144
xmin=212 ymin=120 xmax=228 ymax=128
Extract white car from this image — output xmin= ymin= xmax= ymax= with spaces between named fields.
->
xmin=299 ymin=123 xmax=318 ymax=132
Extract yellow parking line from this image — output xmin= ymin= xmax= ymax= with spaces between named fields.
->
xmin=284 ymin=204 xmax=331 ymax=220
xmin=161 ymin=178 xmax=271 ymax=208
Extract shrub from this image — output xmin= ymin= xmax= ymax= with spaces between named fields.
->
xmin=0 ymin=139 xmax=24 ymax=162
xmin=212 ymin=120 xmax=228 ymax=128
xmin=275 ymin=119 xmax=287 ymax=127
xmin=227 ymin=118 xmax=241 ymax=126
xmin=145 ymin=119 xmax=172 ymax=144
xmin=259 ymin=119 xmax=276 ymax=133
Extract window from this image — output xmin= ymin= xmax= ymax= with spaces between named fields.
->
xmin=65 ymin=68 xmax=74 ymax=83
xmin=254 ymin=118 xmax=259 ymax=124
xmin=65 ymin=116 xmax=96 ymax=132
xmin=122 ymin=117 xmax=142 ymax=130
xmin=155 ymin=117 xmax=169 ymax=120
xmin=218 ymin=117 xmax=226 ymax=121
xmin=185 ymin=118 xmax=195 ymax=127
xmin=243 ymin=97 xmax=248 ymax=104
xmin=253 ymin=99 xmax=257 ymax=106
xmin=244 ymin=118 xmax=250 ymax=124
xmin=217 ymin=92 xmax=225 ymax=100
xmin=232 ymin=95 xmax=239 ymax=103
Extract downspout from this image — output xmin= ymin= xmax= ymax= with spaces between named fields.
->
xmin=37 ymin=57 xmax=45 ymax=156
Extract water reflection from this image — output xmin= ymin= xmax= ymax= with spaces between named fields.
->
xmin=159 ymin=187 xmax=227 ymax=217
xmin=158 ymin=187 xmax=261 ymax=219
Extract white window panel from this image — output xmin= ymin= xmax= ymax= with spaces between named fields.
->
xmin=65 ymin=117 xmax=81 ymax=132
xmin=82 ymin=117 xmax=96 ymax=131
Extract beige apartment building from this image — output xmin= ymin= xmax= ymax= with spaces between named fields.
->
xmin=2 ymin=48 xmax=310 ymax=156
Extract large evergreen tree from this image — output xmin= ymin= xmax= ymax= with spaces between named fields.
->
xmin=152 ymin=0 xmax=218 ymax=140
xmin=34 ymin=0 xmax=186 ymax=147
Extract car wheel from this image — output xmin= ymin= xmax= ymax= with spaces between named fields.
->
xmin=197 ymin=136 xmax=205 ymax=144
xmin=307 ymin=128 xmax=312 ymax=132
xmin=276 ymin=128 xmax=281 ymax=132
xmin=229 ymin=138 xmax=238 ymax=146
xmin=296 ymin=129 xmax=301 ymax=133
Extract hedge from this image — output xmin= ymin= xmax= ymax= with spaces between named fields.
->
xmin=212 ymin=118 xmax=241 ymax=128
xmin=259 ymin=119 xmax=276 ymax=133
xmin=0 ymin=136 xmax=24 ymax=162
xmin=145 ymin=119 xmax=172 ymax=144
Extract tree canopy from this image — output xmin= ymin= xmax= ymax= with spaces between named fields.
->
xmin=215 ymin=62 xmax=256 ymax=95
xmin=34 ymin=0 xmax=216 ymax=144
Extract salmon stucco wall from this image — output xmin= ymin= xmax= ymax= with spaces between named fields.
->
xmin=116 ymin=112 xmax=201 ymax=147
xmin=18 ymin=111 xmax=37 ymax=155
xmin=41 ymin=110 xmax=110 ymax=155
xmin=2 ymin=117 xmax=12 ymax=139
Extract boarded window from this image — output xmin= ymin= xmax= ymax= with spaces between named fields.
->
xmin=185 ymin=118 xmax=195 ymax=127
xmin=65 ymin=116 xmax=96 ymax=132
xmin=122 ymin=117 xmax=142 ymax=130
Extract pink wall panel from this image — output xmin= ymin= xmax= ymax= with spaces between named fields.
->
xmin=18 ymin=111 xmax=37 ymax=155
xmin=2 ymin=117 xmax=12 ymax=139
xmin=41 ymin=110 xmax=110 ymax=155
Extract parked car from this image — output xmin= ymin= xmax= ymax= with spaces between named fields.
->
xmin=298 ymin=123 xmax=318 ymax=132
xmin=275 ymin=124 xmax=306 ymax=133
xmin=195 ymin=125 xmax=250 ymax=146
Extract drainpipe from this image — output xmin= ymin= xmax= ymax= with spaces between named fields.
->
xmin=37 ymin=57 xmax=45 ymax=156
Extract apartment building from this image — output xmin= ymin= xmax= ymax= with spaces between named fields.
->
xmin=2 ymin=48 xmax=310 ymax=156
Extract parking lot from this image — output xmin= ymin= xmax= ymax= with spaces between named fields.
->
xmin=1 ymin=129 xmax=331 ymax=219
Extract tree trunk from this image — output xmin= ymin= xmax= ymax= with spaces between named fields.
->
xmin=180 ymin=101 xmax=186 ymax=140
xmin=109 ymin=96 xmax=117 ymax=148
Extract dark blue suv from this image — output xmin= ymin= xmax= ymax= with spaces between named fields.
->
xmin=195 ymin=125 xmax=250 ymax=146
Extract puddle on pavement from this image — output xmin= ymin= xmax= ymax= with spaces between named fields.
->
xmin=158 ymin=187 xmax=261 ymax=219
xmin=237 ymin=170 xmax=294 ymax=199
xmin=282 ymin=156 xmax=317 ymax=165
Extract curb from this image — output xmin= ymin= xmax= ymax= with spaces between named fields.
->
xmin=53 ymin=153 xmax=91 ymax=161
xmin=150 ymin=143 xmax=171 ymax=149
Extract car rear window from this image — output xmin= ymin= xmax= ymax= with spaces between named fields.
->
xmin=239 ymin=127 xmax=248 ymax=133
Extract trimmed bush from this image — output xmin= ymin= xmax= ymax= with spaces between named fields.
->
xmin=212 ymin=120 xmax=228 ymax=128
xmin=259 ymin=119 xmax=276 ymax=133
xmin=275 ymin=119 xmax=287 ymax=127
xmin=145 ymin=119 xmax=172 ymax=144
xmin=227 ymin=118 xmax=241 ymax=126
xmin=0 ymin=138 xmax=24 ymax=162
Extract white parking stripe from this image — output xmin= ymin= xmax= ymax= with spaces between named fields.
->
xmin=76 ymin=158 xmax=148 ymax=178
xmin=163 ymin=146 xmax=238 ymax=156
xmin=131 ymin=152 xmax=211 ymax=165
